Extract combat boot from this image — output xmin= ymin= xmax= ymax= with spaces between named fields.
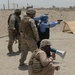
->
xmin=8 ymin=45 xmax=14 ymax=54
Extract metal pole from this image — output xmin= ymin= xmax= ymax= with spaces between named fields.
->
xmin=13 ymin=3 xmax=15 ymax=9
xmin=8 ymin=0 xmax=10 ymax=9
xmin=3 ymin=4 xmax=5 ymax=10
xmin=17 ymin=4 xmax=18 ymax=9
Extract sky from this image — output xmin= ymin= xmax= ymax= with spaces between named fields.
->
xmin=0 ymin=0 xmax=75 ymax=9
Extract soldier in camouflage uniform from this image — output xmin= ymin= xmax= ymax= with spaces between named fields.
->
xmin=19 ymin=8 xmax=39 ymax=66
xmin=28 ymin=39 xmax=60 ymax=75
xmin=8 ymin=9 xmax=21 ymax=53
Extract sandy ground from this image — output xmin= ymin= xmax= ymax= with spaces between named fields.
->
xmin=0 ymin=10 xmax=75 ymax=75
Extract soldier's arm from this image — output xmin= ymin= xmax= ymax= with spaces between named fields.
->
xmin=29 ymin=19 xmax=39 ymax=41
xmin=9 ymin=15 xmax=16 ymax=30
xmin=39 ymin=51 xmax=52 ymax=67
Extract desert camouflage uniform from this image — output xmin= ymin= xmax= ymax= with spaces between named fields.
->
xmin=8 ymin=13 xmax=21 ymax=52
xmin=19 ymin=15 xmax=39 ymax=65
xmin=28 ymin=39 xmax=59 ymax=75
xmin=28 ymin=49 xmax=55 ymax=75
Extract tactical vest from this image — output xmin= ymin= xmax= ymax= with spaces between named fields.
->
xmin=8 ymin=14 xmax=21 ymax=33
xmin=35 ymin=21 xmax=49 ymax=40
xmin=15 ymin=15 xmax=21 ymax=33
xmin=29 ymin=49 xmax=43 ymax=73
xmin=20 ymin=16 xmax=35 ymax=39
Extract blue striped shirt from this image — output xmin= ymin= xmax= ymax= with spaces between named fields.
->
xmin=39 ymin=22 xmax=58 ymax=32
xmin=34 ymin=16 xmax=58 ymax=33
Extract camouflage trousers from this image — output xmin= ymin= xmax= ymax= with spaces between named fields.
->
xmin=8 ymin=30 xmax=21 ymax=52
xmin=20 ymin=37 xmax=38 ymax=64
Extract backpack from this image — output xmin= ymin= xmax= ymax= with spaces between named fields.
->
xmin=20 ymin=16 xmax=35 ymax=39
xmin=8 ymin=14 xmax=13 ymax=25
xmin=8 ymin=14 xmax=21 ymax=33
xmin=29 ymin=50 xmax=43 ymax=73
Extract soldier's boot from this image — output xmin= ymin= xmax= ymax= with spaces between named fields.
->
xmin=19 ymin=58 xmax=27 ymax=66
xmin=52 ymin=52 xmax=56 ymax=60
xmin=19 ymin=60 xmax=26 ymax=66
xmin=19 ymin=50 xmax=28 ymax=66
xmin=8 ymin=45 xmax=14 ymax=53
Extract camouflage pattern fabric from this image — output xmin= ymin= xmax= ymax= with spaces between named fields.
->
xmin=19 ymin=16 xmax=39 ymax=64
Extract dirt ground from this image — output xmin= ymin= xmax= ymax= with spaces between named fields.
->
xmin=0 ymin=9 xmax=75 ymax=75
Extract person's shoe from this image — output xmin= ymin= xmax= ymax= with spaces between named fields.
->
xmin=19 ymin=63 xmax=26 ymax=66
xmin=8 ymin=51 xmax=15 ymax=54
xmin=7 ymin=51 xmax=16 ymax=56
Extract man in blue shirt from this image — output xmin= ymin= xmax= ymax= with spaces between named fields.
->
xmin=34 ymin=15 xmax=61 ymax=47
xmin=34 ymin=15 xmax=66 ymax=59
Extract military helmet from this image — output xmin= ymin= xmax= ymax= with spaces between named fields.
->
xmin=14 ymin=9 xmax=21 ymax=14
xmin=26 ymin=8 xmax=36 ymax=14
xmin=40 ymin=39 xmax=51 ymax=48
